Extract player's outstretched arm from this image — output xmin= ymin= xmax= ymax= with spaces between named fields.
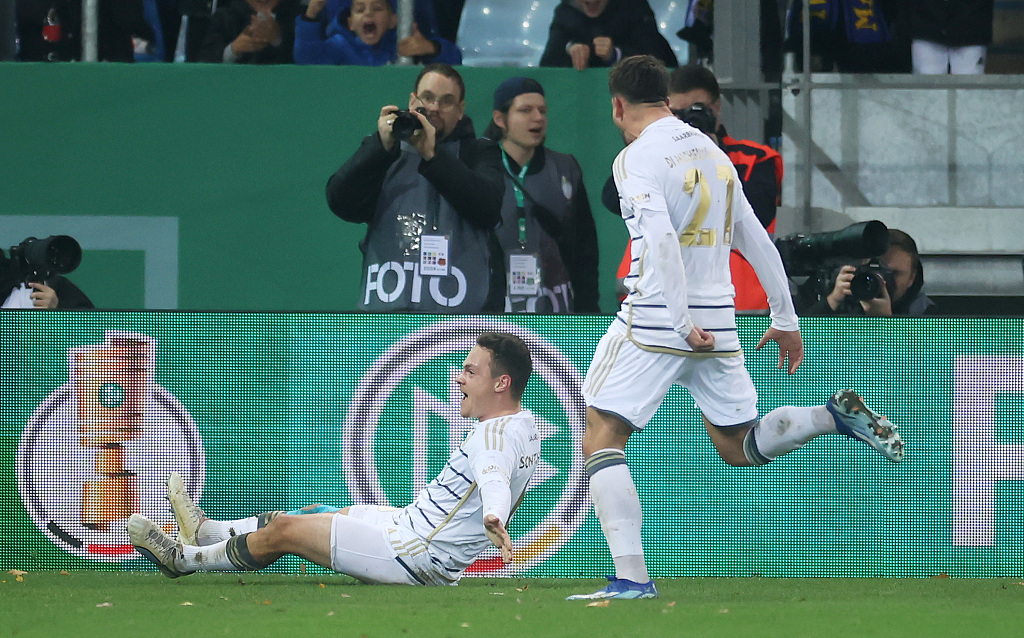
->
xmin=756 ymin=327 xmax=804 ymax=374
xmin=483 ymin=514 xmax=513 ymax=565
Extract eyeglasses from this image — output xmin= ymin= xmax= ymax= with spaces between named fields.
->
xmin=414 ymin=92 xmax=460 ymax=111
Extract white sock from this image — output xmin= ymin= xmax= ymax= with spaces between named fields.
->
xmin=181 ymin=539 xmax=236 ymax=572
xmin=587 ymin=449 xmax=650 ymax=584
xmin=197 ymin=516 xmax=259 ymax=546
xmin=753 ymin=405 xmax=837 ymax=461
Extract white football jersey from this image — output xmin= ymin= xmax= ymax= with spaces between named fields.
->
xmin=395 ymin=409 xmax=539 ymax=578
xmin=613 ymin=116 xmax=798 ymax=354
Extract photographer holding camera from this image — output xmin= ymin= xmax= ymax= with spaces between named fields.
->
xmin=805 ymin=229 xmax=936 ymax=316
xmin=1 ymin=236 xmax=93 ymax=310
xmin=326 ymin=63 xmax=506 ymax=313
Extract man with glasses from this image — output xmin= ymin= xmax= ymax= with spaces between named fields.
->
xmin=326 ymin=63 xmax=506 ymax=313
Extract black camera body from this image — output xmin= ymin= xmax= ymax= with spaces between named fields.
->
xmin=392 ymin=107 xmax=428 ymax=141
xmin=672 ymin=102 xmax=717 ymax=137
xmin=3 ymin=235 xmax=83 ymax=284
xmin=775 ymin=221 xmax=892 ymax=310
xmin=848 ymin=260 xmax=895 ymax=302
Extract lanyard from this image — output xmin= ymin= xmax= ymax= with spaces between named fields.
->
xmin=501 ymin=149 xmax=530 ymax=245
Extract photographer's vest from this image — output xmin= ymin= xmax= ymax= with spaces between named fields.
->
xmin=496 ymin=148 xmax=581 ymax=314
xmin=722 ymin=135 xmax=783 ymax=312
xmin=358 ymin=136 xmax=499 ymax=313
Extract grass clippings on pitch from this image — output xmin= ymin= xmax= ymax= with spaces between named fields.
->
xmin=3 ymin=571 xmax=1023 ymax=638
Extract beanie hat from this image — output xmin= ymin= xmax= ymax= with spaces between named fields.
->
xmin=493 ymin=77 xmax=545 ymax=110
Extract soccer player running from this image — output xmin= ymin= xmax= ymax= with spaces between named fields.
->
xmin=567 ymin=56 xmax=904 ymax=601
xmin=130 ymin=331 xmax=539 ymax=586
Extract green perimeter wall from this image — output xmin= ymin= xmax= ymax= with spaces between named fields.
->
xmin=0 ymin=63 xmax=629 ymax=312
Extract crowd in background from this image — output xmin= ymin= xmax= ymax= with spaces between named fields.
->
xmin=0 ymin=0 xmax=1004 ymax=76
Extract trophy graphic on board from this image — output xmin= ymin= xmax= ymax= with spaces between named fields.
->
xmin=71 ymin=331 xmax=155 ymax=531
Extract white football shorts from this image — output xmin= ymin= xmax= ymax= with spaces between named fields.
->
xmin=330 ymin=505 xmax=450 ymax=586
xmin=583 ymin=330 xmax=759 ymax=429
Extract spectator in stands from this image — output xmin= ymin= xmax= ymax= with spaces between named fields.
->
xmin=295 ymin=0 xmax=459 ymax=65
xmin=1 ymin=0 xmax=16 ymax=60
xmin=198 ymin=0 xmax=302 ymax=63
xmin=783 ymin=0 xmax=910 ymax=73
xmin=325 ymin=64 xmax=505 ymax=313
xmin=804 ymin=229 xmax=937 ymax=316
xmin=904 ymin=0 xmax=994 ymax=74
xmin=432 ymin=0 xmax=463 ymax=44
xmin=540 ymin=0 xmax=677 ymax=70
xmin=0 ymin=249 xmax=93 ymax=309
xmin=609 ymin=65 xmax=784 ymax=312
xmin=325 ymin=0 xmax=441 ymax=40
xmin=15 ymin=0 xmax=156 ymax=62
xmin=482 ymin=77 xmax=600 ymax=314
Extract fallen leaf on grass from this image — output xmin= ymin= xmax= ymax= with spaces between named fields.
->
xmin=263 ymin=600 xmax=272 ymax=605
xmin=8 ymin=570 xmax=27 ymax=576
xmin=490 ymin=592 xmax=504 ymax=596
xmin=319 ymin=583 xmax=326 ymax=589
xmin=460 ymin=622 xmax=470 ymax=628
xmin=181 ymin=601 xmax=193 ymax=606
xmin=341 ymin=594 xmax=351 ymax=598
xmin=718 ymin=608 xmax=730 ymax=614
xmin=327 ymin=611 xmax=335 ymax=617
xmin=666 ymin=601 xmax=676 ymax=607
xmin=60 ymin=571 xmax=69 ymax=576
xmin=96 ymin=602 xmax=112 ymax=608
xmin=586 ymin=601 xmax=610 ymax=608
xmin=931 ymin=572 xmax=950 ymax=578
xmin=237 ymin=579 xmax=246 ymax=586
xmin=16 ymin=575 xmax=24 ymax=582
xmin=515 ymin=584 xmax=529 ymax=592
xmin=219 ymin=596 xmax=229 ymax=601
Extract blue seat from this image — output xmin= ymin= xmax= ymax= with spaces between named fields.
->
xmin=457 ymin=0 xmax=559 ymax=67
xmin=648 ymin=0 xmax=689 ymax=65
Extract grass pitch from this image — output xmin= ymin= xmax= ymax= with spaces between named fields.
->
xmin=3 ymin=571 xmax=1023 ymax=638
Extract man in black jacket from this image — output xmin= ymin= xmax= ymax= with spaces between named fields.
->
xmin=1 ymin=250 xmax=93 ymax=309
xmin=198 ymin=0 xmax=302 ymax=63
xmin=326 ymin=63 xmax=506 ymax=313
xmin=540 ymin=0 xmax=676 ymax=70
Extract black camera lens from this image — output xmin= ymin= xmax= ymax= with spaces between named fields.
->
xmin=849 ymin=263 xmax=892 ymax=301
xmin=392 ymin=107 xmax=426 ymax=141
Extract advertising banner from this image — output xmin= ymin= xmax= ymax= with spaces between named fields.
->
xmin=1 ymin=312 xmax=1022 ymax=577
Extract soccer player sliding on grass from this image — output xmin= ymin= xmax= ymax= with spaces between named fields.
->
xmin=130 ymin=332 xmax=539 ymax=585
xmin=567 ymin=56 xmax=905 ymax=601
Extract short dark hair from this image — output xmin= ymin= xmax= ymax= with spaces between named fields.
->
xmin=476 ymin=332 xmax=532 ymax=401
xmin=415 ymin=63 xmax=465 ymax=102
xmin=669 ymin=65 xmax=720 ymax=102
xmin=608 ymin=55 xmax=669 ymax=105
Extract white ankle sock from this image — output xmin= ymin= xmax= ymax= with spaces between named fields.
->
xmin=753 ymin=405 xmax=837 ymax=460
xmin=182 ymin=539 xmax=236 ymax=572
xmin=197 ymin=516 xmax=259 ymax=546
xmin=588 ymin=452 xmax=650 ymax=584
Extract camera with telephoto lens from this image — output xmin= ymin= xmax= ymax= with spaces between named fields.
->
xmin=392 ymin=107 xmax=428 ymax=141
xmin=672 ymin=102 xmax=717 ymax=137
xmin=775 ymin=221 xmax=893 ymax=310
xmin=4 ymin=235 xmax=83 ymax=283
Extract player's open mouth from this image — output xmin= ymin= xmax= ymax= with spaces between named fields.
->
xmin=361 ymin=23 xmax=378 ymax=36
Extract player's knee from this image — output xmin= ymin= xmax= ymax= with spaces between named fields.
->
xmin=260 ymin=514 xmax=301 ymax=553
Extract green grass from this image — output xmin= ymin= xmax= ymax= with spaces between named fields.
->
xmin=2 ymin=572 xmax=1023 ymax=638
